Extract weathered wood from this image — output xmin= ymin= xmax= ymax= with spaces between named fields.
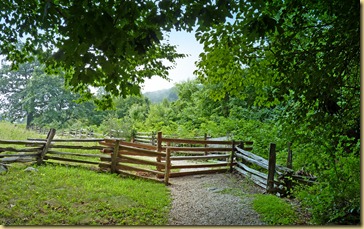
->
xmin=267 ymin=143 xmax=276 ymax=193
xmin=118 ymin=150 xmax=155 ymax=157
xmin=117 ymin=155 xmax=165 ymax=167
xmin=235 ymin=146 xmax=293 ymax=175
xmin=157 ymin=132 xmax=162 ymax=151
xmin=1 ymin=156 xmax=37 ymax=163
xmin=44 ymin=155 xmax=100 ymax=165
xmin=166 ymin=146 xmax=232 ymax=152
xmin=229 ymin=141 xmax=235 ymax=172
xmin=111 ymin=140 xmax=120 ymax=173
xmin=235 ymin=146 xmax=269 ymax=167
xmin=151 ymin=131 xmax=156 ymax=146
xmin=162 ymin=137 xmax=234 ymax=145
xmin=169 ymin=151 xmax=206 ymax=155
xmin=37 ymin=129 xmax=56 ymax=165
xmin=170 ymin=154 xmax=230 ymax=160
xmin=103 ymin=139 xmax=158 ymax=150
xmin=156 ymin=132 xmax=163 ymax=173
xmin=49 ymin=145 xmax=104 ymax=150
xmin=287 ymin=142 xmax=293 ymax=169
xmin=0 ymin=139 xmax=46 ymax=145
xmin=46 ymin=150 xmax=111 ymax=159
xmin=134 ymin=138 xmax=152 ymax=143
xmin=171 ymin=162 xmax=230 ymax=169
xmin=119 ymin=145 xmax=166 ymax=157
xmin=169 ymin=168 xmax=229 ymax=177
xmin=136 ymin=131 xmax=150 ymax=135
xmin=29 ymin=138 xmax=104 ymax=142
xmin=234 ymin=166 xmax=267 ymax=189
xmin=235 ymin=151 xmax=269 ymax=171
xmin=236 ymin=161 xmax=268 ymax=180
xmin=45 ymin=160 xmax=108 ymax=168
xmin=0 ymin=153 xmax=40 ymax=158
xmin=134 ymin=135 xmax=152 ymax=140
xmin=0 ymin=147 xmax=42 ymax=153
xmin=164 ymin=148 xmax=171 ymax=185
xmin=204 ymin=133 xmax=208 ymax=155
xmin=101 ymin=146 xmax=165 ymax=157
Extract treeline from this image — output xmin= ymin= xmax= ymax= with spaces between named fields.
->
xmin=0 ymin=62 xmax=360 ymax=225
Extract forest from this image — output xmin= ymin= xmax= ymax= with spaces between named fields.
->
xmin=0 ymin=0 xmax=360 ymax=225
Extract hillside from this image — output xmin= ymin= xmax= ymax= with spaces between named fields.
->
xmin=143 ymin=87 xmax=178 ymax=103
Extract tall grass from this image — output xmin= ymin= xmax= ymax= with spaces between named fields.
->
xmin=0 ymin=122 xmax=45 ymax=139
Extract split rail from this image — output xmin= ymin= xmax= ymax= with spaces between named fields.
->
xmin=0 ymin=129 xmax=316 ymax=194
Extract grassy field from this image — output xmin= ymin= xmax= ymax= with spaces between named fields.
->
xmin=0 ymin=122 xmax=171 ymax=225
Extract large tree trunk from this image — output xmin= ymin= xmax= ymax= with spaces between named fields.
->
xmin=26 ymin=112 xmax=34 ymax=129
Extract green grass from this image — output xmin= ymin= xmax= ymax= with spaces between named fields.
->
xmin=0 ymin=122 xmax=171 ymax=225
xmin=0 ymin=122 xmax=45 ymax=140
xmin=0 ymin=163 xmax=171 ymax=225
xmin=215 ymin=186 xmax=300 ymax=225
xmin=252 ymin=194 xmax=298 ymax=225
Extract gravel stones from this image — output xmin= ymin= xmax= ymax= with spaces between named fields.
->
xmin=168 ymin=173 xmax=266 ymax=226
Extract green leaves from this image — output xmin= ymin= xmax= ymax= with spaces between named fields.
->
xmin=0 ymin=60 xmax=105 ymax=128
xmin=0 ymin=0 xmax=244 ymax=108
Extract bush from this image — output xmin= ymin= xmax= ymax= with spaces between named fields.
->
xmin=295 ymin=152 xmax=360 ymax=224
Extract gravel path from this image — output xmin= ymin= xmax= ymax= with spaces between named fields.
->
xmin=167 ymin=172 xmax=266 ymax=226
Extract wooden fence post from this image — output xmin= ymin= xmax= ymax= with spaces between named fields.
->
xmin=151 ymin=131 xmax=156 ymax=146
xmin=229 ymin=140 xmax=235 ymax=172
xmin=287 ymin=142 xmax=293 ymax=169
xmin=37 ymin=128 xmax=56 ymax=165
xmin=267 ymin=143 xmax=276 ymax=194
xmin=130 ymin=130 xmax=135 ymax=143
xmin=164 ymin=148 xmax=171 ymax=185
xmin=204 ymin=133 xmax=208 ymax=156
xmin=111 ymin=140 xmax=120 ymax=173
xmin=156 ymin=131 xmax=163 ymax=174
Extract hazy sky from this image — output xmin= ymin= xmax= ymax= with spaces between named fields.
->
xmin=141 ymin=30 xmax=203 ymax=92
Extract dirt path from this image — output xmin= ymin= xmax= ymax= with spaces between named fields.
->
xmin=167 ymin=172 xmax=267 ymax=226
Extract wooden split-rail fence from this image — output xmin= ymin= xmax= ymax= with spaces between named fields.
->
xmin=0 ymin=129 xmax=316 ymax=195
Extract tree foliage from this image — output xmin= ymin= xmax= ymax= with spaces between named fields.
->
xmin=193 ymin=0 xmax=360 ymax=224
xmin=0 ymin=0 xmax=360 ymax=224
xmin=0 ymin=60 xmax=104 ymax=128
xmin=0 ymin=0 xmax=235 ymax=105
xmin=196 ymin=0 xmax=359 ymax=123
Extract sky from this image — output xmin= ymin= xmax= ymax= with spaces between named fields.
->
xmin=141 ymin=30 xmax=203 ymax=93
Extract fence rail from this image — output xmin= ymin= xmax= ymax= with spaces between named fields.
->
xmin=99 ymin=139 xmax=169 ymax=184
xmin=0 ymin=129 xmax=316 ymax=196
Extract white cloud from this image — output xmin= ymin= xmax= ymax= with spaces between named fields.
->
xmin=141 ymin=30 xmax=203 ymax=93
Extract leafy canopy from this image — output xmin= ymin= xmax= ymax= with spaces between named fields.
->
xmin=0 ymin=0 xmax=234 ymax=106
xmin=195 ymin=0 xmax=359 ymax=124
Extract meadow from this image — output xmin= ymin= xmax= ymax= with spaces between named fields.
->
xmin=0 ymin=123 xmax=170 ymax=225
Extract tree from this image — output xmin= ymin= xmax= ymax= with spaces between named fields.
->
xmin=0 ymin=61 xmax=41 ymax=127
xmin=0 ymin=0 xmax=234 ymax=106
xmin=194 ymin=0 xmax=360 ymax=224
xmin=0 ymin=61 xmax=103 ymax=128
xmin=195 ymin=0 xmax=359 ymax=129
xmin=113 ymin=95 xmax=150 ymax=119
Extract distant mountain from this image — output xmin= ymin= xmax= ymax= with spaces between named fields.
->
xmin=143 ymin=87 xmax=178 ymax=103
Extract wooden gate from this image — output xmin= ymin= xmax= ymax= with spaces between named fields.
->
xmin=155 ymin=132 xmax=254 ymax=178
xmin=99 ymin=139 xmax=170 ymax=184
xmin=98 ymin=132 xmax=254 ymax=183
